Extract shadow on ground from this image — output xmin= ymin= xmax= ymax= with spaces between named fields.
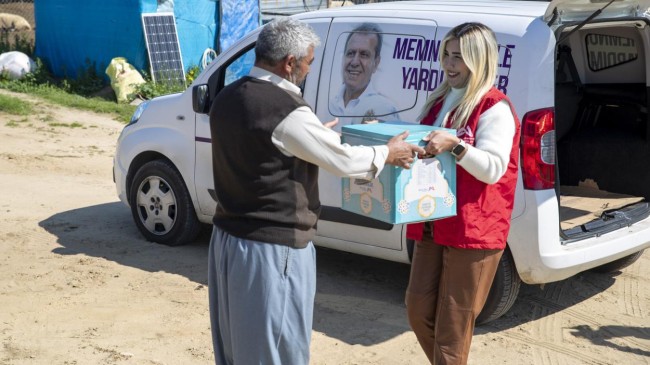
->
xmin=39 ymin=202 xmax=632 ymax=347
xmin=570 ymin=324 xmax=650 ymax=358
xmin=39 ymin=202 xmax=211 ymax=285
xmin=478 ymin=270 xmax=617 ymax=332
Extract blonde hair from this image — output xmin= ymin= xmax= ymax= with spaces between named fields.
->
xmin=418 ymin=22 xmax=499 ymax=129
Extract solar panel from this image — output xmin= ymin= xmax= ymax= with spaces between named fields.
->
xmin=141 ymin=12 xmax=186 ymax=86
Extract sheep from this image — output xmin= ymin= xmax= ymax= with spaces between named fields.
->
xmin=0 ymin=13 xmax=31 ymax=31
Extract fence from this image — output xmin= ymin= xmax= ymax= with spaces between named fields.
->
xmin=0 ymin=1 xmax=410 ymax=31
xmin=0 ymin=1 xmax=408 ymax=55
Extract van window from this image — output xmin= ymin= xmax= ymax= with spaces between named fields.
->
xmin=327 ymin=27 xmax=428 ymax=125
xmin=586 ymin=33 xmax=638 ymax=71
xmin=225 ymin=47 xmax=255 ymax=85
xmin=314 ymin=18 xmax=440 ymax=131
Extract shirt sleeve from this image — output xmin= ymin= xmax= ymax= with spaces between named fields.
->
xmin=272 ymin=106 xmax=389 ymax=179
xmin=457 ymin=100 xmax=515 ymax=184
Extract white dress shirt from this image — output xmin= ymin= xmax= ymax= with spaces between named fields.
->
xmin=247 ymin=67 xmax=389 ymax=179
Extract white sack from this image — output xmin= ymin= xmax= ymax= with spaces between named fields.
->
xmin=0 ymin=51 xmax=36 ymax=80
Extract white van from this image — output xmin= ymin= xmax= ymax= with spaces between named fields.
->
xmin=114 ymin=0 xmax=650 ymax=323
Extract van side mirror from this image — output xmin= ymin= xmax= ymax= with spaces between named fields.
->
xmin=192 ymin=84 xmax=210 ymax=114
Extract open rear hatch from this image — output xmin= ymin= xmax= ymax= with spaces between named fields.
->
xmin=545 ymin=0 xmax=650 ymax=28
xmin=550 ymin=0 xmax=650 ymax=241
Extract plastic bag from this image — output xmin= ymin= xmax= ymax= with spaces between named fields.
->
xmin=0 ymin=51 xmax=36 ymax=80
xmin=105 ymin=57 xmax=146 ymax=103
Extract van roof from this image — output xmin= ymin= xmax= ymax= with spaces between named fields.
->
xmin=294 ymin=0 xmax=650 ymax=25
xmin=294 ymin=0 xmax=549 ymax=20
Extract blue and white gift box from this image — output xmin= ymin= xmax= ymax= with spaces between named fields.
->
xmin=341 ymin=123 xmax=457 ymax=224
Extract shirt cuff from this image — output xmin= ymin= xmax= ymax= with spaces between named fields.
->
xmin=371 ymin=145 xmax=389 ymax=178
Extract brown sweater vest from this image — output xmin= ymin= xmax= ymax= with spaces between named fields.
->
xmin=209 ymin=77 xmax=321 ymax=248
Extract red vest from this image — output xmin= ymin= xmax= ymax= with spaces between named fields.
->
xmin=406 ymin=87 xmax=521 ymax=250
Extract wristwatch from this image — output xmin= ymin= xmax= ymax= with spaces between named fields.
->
xmin=450 ymin=139 xmax=467 ymax=158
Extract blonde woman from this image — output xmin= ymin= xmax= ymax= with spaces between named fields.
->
xmin=405 ymin=22 xmax=521 ymax=365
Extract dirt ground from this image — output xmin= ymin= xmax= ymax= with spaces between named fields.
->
xmin=0 ymin=89 xmax=648 ymax=365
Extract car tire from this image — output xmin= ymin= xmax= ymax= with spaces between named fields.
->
xmin=407 ymin=238 xmax=415 ymax=261
xmin=129 ymin=159 xmax=201 ymax=246
xmin=476 ymin=248 xmax=521 ymax=325
xmin=590 ymin=250 xmax=644 ymax=274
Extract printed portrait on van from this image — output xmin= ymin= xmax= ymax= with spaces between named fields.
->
xmin=326 ymin=22 xmax=516 ymax=130
xmin=328 ymin=23 xmax=415 ymax=128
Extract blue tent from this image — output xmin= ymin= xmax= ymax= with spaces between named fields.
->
xmin=34 ymin=0 xmax=260 ymax=80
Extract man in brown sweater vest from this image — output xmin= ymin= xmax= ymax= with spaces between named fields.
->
xmin=208 ymin=17 xmax=424 ymax=365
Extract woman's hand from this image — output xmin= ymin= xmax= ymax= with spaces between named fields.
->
xmin=420 ymin=130 xmax=459 ymax=158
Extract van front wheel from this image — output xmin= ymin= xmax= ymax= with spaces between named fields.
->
xmin=476 ymin=248 xmax=521 ymax=325
xmin=129 ymin=159 xmax=201 ymax=246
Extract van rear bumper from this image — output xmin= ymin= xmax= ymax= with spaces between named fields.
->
xmin=508 ymin=189 xmax=650 ymax=284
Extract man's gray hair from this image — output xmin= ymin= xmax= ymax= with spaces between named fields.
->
xmin=255 ymin=17 xmax=321 ymax=65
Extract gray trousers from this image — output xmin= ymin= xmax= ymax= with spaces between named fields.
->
xmin=208 ymin=226 xmax=316 ymax=365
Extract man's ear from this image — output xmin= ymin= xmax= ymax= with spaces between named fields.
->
xmin=284 ymin=55 xmax=296 ymax=74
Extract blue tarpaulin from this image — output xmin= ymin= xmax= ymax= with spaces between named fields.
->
xmin=219 ymin=0 xmax=260 ymax=52
xmin=34 ymin=0 xmax=258 ymax=80
xmin=35 ymin=0 xmax=157 ymax=79
xmin=172 ymin=0 xmax=219 ymax=69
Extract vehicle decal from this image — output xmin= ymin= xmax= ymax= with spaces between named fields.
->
xmin=393 ymin=37 xmax=444 ymax=92
xmin=390 ymin=37 xmax=516 ymax=94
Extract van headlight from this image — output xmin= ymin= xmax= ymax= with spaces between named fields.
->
xmin=129 ymin=101 xmax=150 ymax=126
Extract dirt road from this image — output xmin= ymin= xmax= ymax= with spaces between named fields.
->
xmin=0 ymin=90 xmax=648 ymax=364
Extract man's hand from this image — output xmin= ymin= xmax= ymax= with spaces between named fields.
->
xmin=323 ymin=117 xmax=339 ymax=129
xmin=385 ymin=131 xmax=426 ymax=169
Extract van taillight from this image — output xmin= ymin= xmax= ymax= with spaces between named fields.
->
xmin=521 ymin=108 xmax=555 ymax=190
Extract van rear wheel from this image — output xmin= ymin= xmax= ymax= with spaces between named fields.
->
xmin=476 ymin=248 xmax=521 ymax=325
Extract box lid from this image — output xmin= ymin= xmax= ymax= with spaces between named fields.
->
xmin=342 ymin=122 xmax=438 ymax=143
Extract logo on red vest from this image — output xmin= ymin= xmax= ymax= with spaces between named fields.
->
xmin=457 ymin=126 xmax=475 ymax=145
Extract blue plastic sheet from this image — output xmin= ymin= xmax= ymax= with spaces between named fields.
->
xmin=34 ymin=0 xmax=156 ymax=79
xmin=34 ymin=0 xmax=218 ymax=80
xmin=219 ymin=0 xmax=260 ymax=82
xmin=219 ymin=0 xmax=261 ymax=52
xmin=34 ymin=1 xmax=262 ymax=81
xmin=173 ymin=0 xmax=218 ymax=70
